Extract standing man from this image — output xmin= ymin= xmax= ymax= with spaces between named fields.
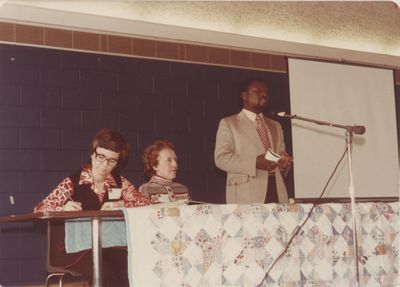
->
xmin=214 ymin=77 xmax=292 ymax=204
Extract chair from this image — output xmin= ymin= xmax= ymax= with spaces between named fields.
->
xmin=45 ymin=221 xmax=87 ymax=287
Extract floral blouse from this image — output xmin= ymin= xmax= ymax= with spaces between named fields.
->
xmin=34 ymin=165 xmax=150 ymax=213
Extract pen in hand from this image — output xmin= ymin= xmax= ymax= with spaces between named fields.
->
xmin=61 ymin=190 xmax=82 ymax=211
xmin=62 ymin=189 xmax=74 ymax=202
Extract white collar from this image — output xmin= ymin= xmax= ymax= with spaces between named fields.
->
xmin=242 ymin=109 xmax=263 ymax=122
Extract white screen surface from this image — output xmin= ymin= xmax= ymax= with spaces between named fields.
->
xmin=288 ymin=59 xmax=399 ymax=198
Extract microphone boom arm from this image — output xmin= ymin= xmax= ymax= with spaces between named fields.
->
xmin=283 ymin=113 xmax=365 ymax=135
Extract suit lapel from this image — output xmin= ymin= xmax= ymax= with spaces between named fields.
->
xmin=235 ymin=111 xmax=265 ymax=151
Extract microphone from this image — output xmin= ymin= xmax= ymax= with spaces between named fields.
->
xmin=275 ymin=112 xmax=366 ymax=135
xmin=350 ymin=125 xmax=366 ymax=135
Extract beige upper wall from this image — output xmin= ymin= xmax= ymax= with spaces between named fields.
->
xmin=1 ymin=1 xmax=400 ymax=68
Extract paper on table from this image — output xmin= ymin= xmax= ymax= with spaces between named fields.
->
xmin=265 ymin=148 xmax=281 ymax=162
xmin=153 ymin=200 xmax=189 ymax=208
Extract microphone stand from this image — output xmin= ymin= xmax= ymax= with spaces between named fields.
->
xmin=345 ymin=128 xmax=361 ymax=287
xmin=283 ymin=113 xmax=361 ymax=286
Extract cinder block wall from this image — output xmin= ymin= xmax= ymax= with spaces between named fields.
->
xmin=0 ymin=43 xmax=292 ymax=284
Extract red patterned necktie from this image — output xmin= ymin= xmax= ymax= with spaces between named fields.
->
xmin=255 ymin=114 xmax=272 ymax=151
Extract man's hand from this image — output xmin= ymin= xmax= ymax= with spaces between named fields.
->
xmin=256 ymin=154 xmax=278 ymax=171
xmin=278 ymin=151 xmax=293 ymax=176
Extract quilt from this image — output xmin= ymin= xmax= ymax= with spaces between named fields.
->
xmin=123 ymin=202 xmax=399 ymax=287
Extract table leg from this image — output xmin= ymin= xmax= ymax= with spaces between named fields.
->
xmin=92 ymin=217 xmax=102 ymax=287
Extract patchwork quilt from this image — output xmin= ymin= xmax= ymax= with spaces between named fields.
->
xmin=123 ymin=202 xmax=399 ymax=287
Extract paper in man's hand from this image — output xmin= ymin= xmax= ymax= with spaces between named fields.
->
xmin=265 ymin=149 xmax=281 ymax=162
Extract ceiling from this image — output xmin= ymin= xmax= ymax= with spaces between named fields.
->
xmin=1 ymin=1 xmax=400 ymax=67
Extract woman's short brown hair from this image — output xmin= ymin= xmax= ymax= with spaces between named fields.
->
xmin=143 ymin=140 xmax=175 ymax=178
xmin=89 ymin=128 xmax=130 ymax=171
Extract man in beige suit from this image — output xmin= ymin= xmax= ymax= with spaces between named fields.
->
xmin=214 ymin=77 xmax=292 ymax=204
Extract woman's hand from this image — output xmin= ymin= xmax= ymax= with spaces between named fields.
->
xmin=101 ymin=200 xmax=124 ymax=210
xmin=62 ymin=201 xmax=82 ymax=211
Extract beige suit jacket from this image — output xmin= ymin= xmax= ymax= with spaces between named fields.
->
xmin=214 ymin=110 xmax=289 ymax=204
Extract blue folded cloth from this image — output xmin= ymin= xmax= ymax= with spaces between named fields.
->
xmin=65 ymin=217 xmax=127 ymax=253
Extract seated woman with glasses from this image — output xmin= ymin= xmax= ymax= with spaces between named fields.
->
xmin=34 ymin=128 xmax=149 ymax=212
xmin=34 ymin=128 xmax=150 ymax=287
xmin=139 ymin=140 xmax=190 ymax=204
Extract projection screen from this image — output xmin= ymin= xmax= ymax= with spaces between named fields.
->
xmin=288 ymin=58 xmax=399 ymax=199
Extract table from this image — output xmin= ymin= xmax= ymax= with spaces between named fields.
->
xmin=1 ymin=202 xmax=398 ymax=287
xmin=0 ymin=210 xmax=124 ymax=287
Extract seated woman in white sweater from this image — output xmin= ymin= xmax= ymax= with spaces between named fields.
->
xmin=139 ymin=140 xmax=190 ymax=204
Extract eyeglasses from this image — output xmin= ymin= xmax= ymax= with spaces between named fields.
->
xmin=94 ymin=150 xmax=119 ymax=166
